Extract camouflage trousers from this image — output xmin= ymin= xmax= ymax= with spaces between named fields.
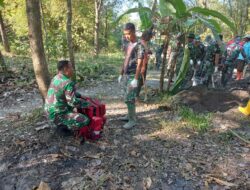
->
xmin=221 ymin=64 xmax=234 ymax=87
xmin=136 ymin=71 xmax=147 ymax=98
xmin=202 ymin=61 xmax=215 ymax=86
xmin=53 ymin=111 xmax=90 ymax=130
xmin=123 ymin=74 xmax=137 ymax=105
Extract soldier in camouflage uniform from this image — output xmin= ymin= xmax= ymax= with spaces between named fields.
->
xmin=221 ymin=36 xmax=242 ymax=87
xmin=202 ymin=35 xmax=220 ymax=87
xmin=136 ymin=29 xmax=154 ymax=99
xmin=45 ymin=60 xmax=90 ymax=132
xmin=181 ymin=33 xmax=195 ymax=88
xmin=118 ymin=23 xmax=145 ymax=129
xmin=192 ymin=35 xmax=206 ymax=85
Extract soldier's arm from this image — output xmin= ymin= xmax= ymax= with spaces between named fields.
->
xmin=135 ymin=44 xmax=145 ymax=80
xmin=135 ymin=58 xmax=143 ymax=80
xmin=65 ymin=82 xmax=90 ymax=108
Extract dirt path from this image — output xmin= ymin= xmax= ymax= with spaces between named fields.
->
xmin=0 ymin=71 xmax=249 ymax=190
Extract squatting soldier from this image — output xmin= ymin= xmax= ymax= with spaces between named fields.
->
xmin=118 ymin=23 xmax=146 ymax=129
xmin=45 ymin=60 xmax=90 ymax=135
xmin=202 ymin=35 xmax=220 ymax=87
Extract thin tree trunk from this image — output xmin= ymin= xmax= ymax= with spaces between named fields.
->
xmin=0 ymin=12 xmax=10 ymax=53
xmin=26 ymin=0 xmax=50 ymax=102
xmin=104 ymin=7 xmax=108 ymax=48
xmin=66 ymin=0 xmax=76 ymax=81
xmin=166 ymin=51 xmax=178 ymax=92
xmin=160 ymin=34 xmax=170 ymax=92
xmin=94 ymin=0 xmax=102 ymax=57
xmin=0 ymin=50 xmax=7 ymax=71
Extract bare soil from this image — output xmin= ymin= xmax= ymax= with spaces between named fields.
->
xmin=0 ymin=71 xmax=249 ymax=190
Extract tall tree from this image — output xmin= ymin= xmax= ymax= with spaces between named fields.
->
xmin=26 ymin=0 xmax=50 ymax=102
xmin=0 ymin=11 xmax=10 ymax=52
xmin=94 ymin=0 xmax=102 ymax=57
xmin=66 ymin=0 xmax=76 ymax=80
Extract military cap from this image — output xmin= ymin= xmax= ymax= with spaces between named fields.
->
xmin=187 ymin=33 xmax=195 ymax=39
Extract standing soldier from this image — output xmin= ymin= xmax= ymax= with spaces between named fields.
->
xmin=192 ymin=35 xmax=206 ymax=85
xmin=155 ymin=44 xmax=164 ymax=70
xmin=221 ymin=36 xmax=242 ymax=87
xmin=136 ymin=28 xmax=154 ymax=100
xmin=202 ymin=35 xmax=221 ymax=87
xmin=118 ymin=23 xmax=145 ymax=129
xmin=181 ymin=33 xmax=195 ymax=88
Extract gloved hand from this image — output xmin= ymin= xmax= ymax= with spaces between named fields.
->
xmin=118 ymin=75 xmax=123 ymax=83
xmin=214 ymin=66 xmax=218 ymax=72
xmin=190 ymin=59 xmax=194 ymax=65
xmin=197 ymin=60 xmax=201 ymax=65
xmin=130 ymin=79 xmax=138 ymax=88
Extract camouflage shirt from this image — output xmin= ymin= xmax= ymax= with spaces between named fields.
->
xmin=224 ymin=42 xmax=242 ymax=64
xmin=44 ymin=73 xmax=89 ymax=120
xmin=204 ymin=42 xmax=220 ymax=63
xmin=124 ymin=42 xmax=145 ymax=75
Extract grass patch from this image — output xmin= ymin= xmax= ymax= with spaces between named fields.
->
xmin=179 ymin=106 xmax=211 ymax=133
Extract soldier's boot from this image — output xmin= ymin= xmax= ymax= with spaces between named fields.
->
xmin=239 ymin=100 xmax=250 ymax=116
xmin=120 ymin=115 xmax=129 ymax=121
xmin=123 ymin=103 xmax=136 ymax=129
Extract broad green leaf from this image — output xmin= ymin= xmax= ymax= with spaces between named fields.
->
xmin=188 ymin=7 xmax=236 ymax=33
xmin=159 ymin=0 xmax=176 ymax=17
xmin=169 ymin=45 xmax=190 ymax=94
xmin=184 ymin=19 xmax=197 ymax=28
xmin=114 ymin=7 xmax=153 ymax=26
xmin=167 ymin=0 xmax=187 ymax=17
xmin=196 ymin=16 xmax=221 ymax=40
xmin=138 ymin=2 xmax=152 ymax=30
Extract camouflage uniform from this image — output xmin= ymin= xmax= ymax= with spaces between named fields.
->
xmin=45 ymin=73 xmax=90 ymax=130
xmin=123 ymin=42 xmax=145 ymax=104
xmin=202 ymin=41 xmax=220 ymax=86
xmin=181 ymin=41 xmax=195 ymax=88
xmin=221 ymin=42 xmax=242 ymax=87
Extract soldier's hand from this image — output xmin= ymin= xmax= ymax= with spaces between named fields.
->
xmin=130 ymin=79 xmax=138 ymax=88
xmin=118 ymin=75 xmax=123 ymax=83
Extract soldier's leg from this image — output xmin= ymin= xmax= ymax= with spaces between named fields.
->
xmin=123 ymin=75 xmax=137 ymax=129
xmin=54 ymin=112 xmax=90 ymax=131
xmin=136 ymin=74 xmax=143 ymax=98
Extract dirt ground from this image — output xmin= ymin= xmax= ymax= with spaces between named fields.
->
xmin=0 ymin=70 xmax=249 ymax=190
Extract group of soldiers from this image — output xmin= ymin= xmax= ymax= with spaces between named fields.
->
xmin=157 ymin=32 xmax=250 ymax=89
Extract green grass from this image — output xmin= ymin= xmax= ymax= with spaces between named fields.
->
xmin=179 ymin=106 xmax=211 ymax=133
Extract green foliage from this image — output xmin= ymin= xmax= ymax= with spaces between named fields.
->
xmin=159 ymin=0 xmax=176 ymax=17
xmin=188 ymin=7 xmax=236 ymax=33
xmin=179 ymin=106 xmax=211 ymax=133
xmin=169 ymin=45 xmax=190 ymax=94
xmin=115 ymin=6 xmax=153 ymax=27
xmin=138 ymin=2 xmax=152 ymax=30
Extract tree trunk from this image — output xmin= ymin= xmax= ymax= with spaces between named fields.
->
xmin=66 ymin=0 xmax=76 ymax=81
xmin=0 ymin=50 xmax=6 ymax=71
xmin=0 ymin=12 xmax=10 ymax=53
xmin=94 ymin=0 xmax=102 ymax=57
xmin=104 ymin=8 xmax=108 ymax=48
xmin=166 ymin=51 xmax=178 ymax=92
xmin=159 ymin=34 xmax=170 ymax=92
xmin=26 ymin=0 xmax=50 ymax=102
